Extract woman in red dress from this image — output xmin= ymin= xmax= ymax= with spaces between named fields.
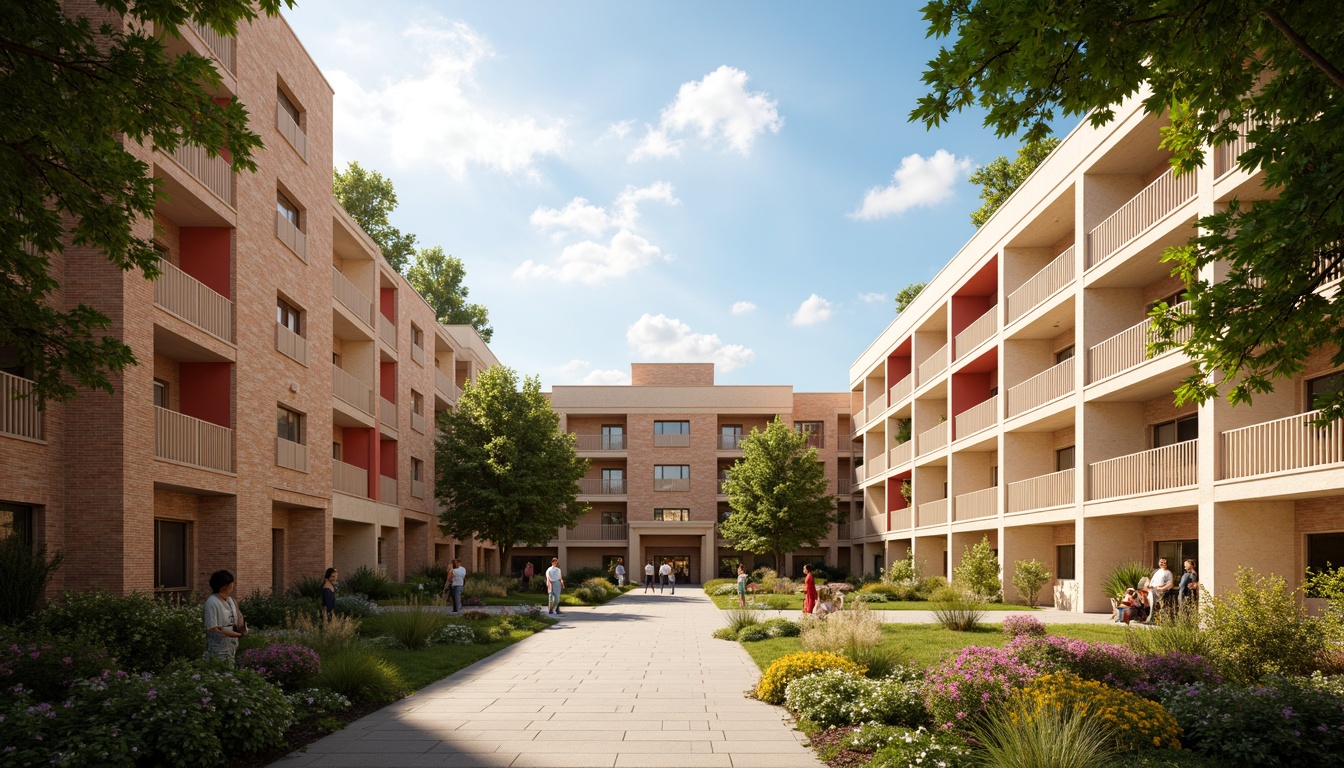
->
xmin=802 ymin=564 xmax=818 ymax=614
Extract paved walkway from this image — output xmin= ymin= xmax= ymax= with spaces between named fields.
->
xmin=270 ymin=590 xmax=823 ymax=768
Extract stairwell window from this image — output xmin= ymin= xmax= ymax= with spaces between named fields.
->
xmin=277 ymin=191 xmax=299 ymax=227
xmin=654 ymin=508 xmax=691 ymax=522
xmin=277 ymin=405 xmax=304 ymax=445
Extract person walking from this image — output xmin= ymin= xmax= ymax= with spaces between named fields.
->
xmin=644 ymin=560 xmax=655 ymax=592
xmin=522 ymin=561 xmax=534 ymax=590
xmin=736 ymin=564 xmax=749 ymax=608
xmin=546 ymin=557 xmax=564 ymax=615
xmin=658 ymin=560 xmax=672 ymax=593
xmin=802 ymin=564 xmax=818 ymax=614
xmin=614 ymin=559 xmax=626 ymax=587
xmin=321 ymin=567 xmax=338 ymax=621
xmin=1147 ymin=558 xmax=1174 ymax=623
xmin=203 ymin=570 xmax=246 ymax=666
xmin=1177 ymin=558 xmax=1199 ymax=610
xmin=445 ymin=558 xmax=466 ymax=612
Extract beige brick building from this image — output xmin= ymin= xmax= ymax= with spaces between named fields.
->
xmin=540 ymin=364 xmax=854 ymax=583
xmin=0 ymin=11 xmax=498 ymax=596
xmin=849 ymin=90 xmax=1344 ymax=612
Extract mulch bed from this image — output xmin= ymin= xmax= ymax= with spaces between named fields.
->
xmin=229 ymin=700 xmax=385 ymax=768
xmin=807 ymin=725 xmax=875 ymax=768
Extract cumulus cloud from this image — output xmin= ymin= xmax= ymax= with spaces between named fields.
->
xmin=626 ymin=314 xmax=754 ymax=371
xmin=603 ymin=120 xmax=635 ymax=140
xmin=518 ymin=183 xmax=679 ymax=283
xmin=327 ymin=19 xmax=565 ymax=178
xmin=850 ymin=149 xmax=973 ymax=220
xmin=630 ymin=66 xmax=782 ymax=161
xmin=731 ymin=301 xmax=757 ymax=315
xmin=791 ymin=294 xmax=835 ymax=326
xmin=858 ymin=292 xmax=887 ymax=304
xmin=583 ymin=369 xmax=630 ymax=385
xmin=554 ymin=360 xmax=630 ymax=386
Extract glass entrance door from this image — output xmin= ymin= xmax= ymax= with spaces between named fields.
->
xmin=651 ymin=555 xmax=693 ymax=583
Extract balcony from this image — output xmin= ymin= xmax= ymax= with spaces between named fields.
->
xmin=333 ymin=459 xmax=368 ymax=497
xmin=275 ymin=211 xmax=307 ymax=262
xmin=1006 ymin=468 xmax=1074 ymax=513
xmin=917 ymin=421 xmax=949 ymax=456
xmin=186 ymin=22 xmax=235 ymax=73
xmin=379 ymin=475 xmax=397 ymax=504
xmin=1008 ymin=247 xmax=1075 ymax=323
xmin=1222 ymin=409 xmax=1344 ymax=480
xmin=888 ymin=440 xmax=913 ymax=469
xmin=411 ymin=343 xmax=425 ymax=366
xmin=1086 ymin=166 xmax=1197 ymax=270
xmin=578 ymin=478 xmax=626 ymax=495
xmin=863 ymin=452 xmax=888 ymax=481
xmin=153 ymin=259 xmax=233 ymax=343
xmin=860 ymin=395 xmax=886 ymax=426
xmin=1087 ymin=302 xmax=1190 ymax=384
xmin=653 ymin=478 xmax=691 ymax=492
xmin=954 ymin=308 xmax=997 ymax=360
xmin=0 ymin=372 xmax=44 ymax=441
xmin=918 ymin=344 xmax=949 ymax=384
xmin=1214 ymin=117 xmax=1269 ymax=179
xmin=889 ymin=374 xmax=913 ymax=407
xmin=575 ymin=434 xmax=626 ymax=451
xmin=435 ymin=369 xmax=463 ymax=402
xmin=332 ymin=365 xmax=375 ymax=415
xmin=916 ymin=498 xmax=948 ymax=527
xmin=167 ymin=143 xmax=234 ymax=206
xmin=275 ymin=436 xmax=309 ymax=472
xmin=1090 ymin=441 xmax=1197 ymax=499
xmin=568 ymin=523 xmax=629 ymax=541
xmin=275 ymin=324 xmax=307 ymax=365
xmin=954 ymin=487 xmax=998 ymax=521
xmin=653 ymin=434 xmax=691 ymax=447
xmin=1006 ymin=357 xmax=1074 ymax=418
xmin=275 ymin=100 xmax=308 ymax=160
xmin=411 ymin=478 xmax=425 ymax=499
xmin=154 ymin=406 xmax=232 ymax=472
xmin=379 ymin=397 xmax=397 ymax=430
xmin=865 ymin=513 xmax=888 ymax=537
xmin=837 ymin=479 xmax=855 ymax=495
xmin=411 ymin=410 xmax=426 ymax=434
xmin=890 ymin=508 xmax=913 ymax=531
xmin=332 ymin=267 xmax=374 ymax=327
xmin=955 ymin=396 xmax=998 ymax=441
xmin=718 ymin=434 xmax=745 ymax=450
xmin=379 ymin=319 xmax=396 ymax=348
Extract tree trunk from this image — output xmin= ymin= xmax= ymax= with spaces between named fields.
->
xmin=774 ymin=551 xmax=784 ymax=574
xmin=498 ymin=543 xmax=513 ymax=576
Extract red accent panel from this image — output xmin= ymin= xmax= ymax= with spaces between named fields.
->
xmin=179 ymin=362 xmax=231 ymax=427
xmin=379 ymin=287 xmax=396 ymax=322
xmin=344 ymin=427 xmax=371 ymax=471
xmin=380 ymin=439 xmax=397 ymax=480
xmin=379 ymin=362 xmax=396 ymax=403
xmin=179 ymin=227 xmax=232 ymax=298
xmin=888 ymin=473 xmax=912 ymax=511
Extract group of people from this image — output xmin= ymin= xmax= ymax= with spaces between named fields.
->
xmin=1113 ymin=557 xmax=1199 ymax=625
xmin=643 ymin=559 xmax=678 ymax=594
xmin=733 ymin=563 xmax=841 ymax=618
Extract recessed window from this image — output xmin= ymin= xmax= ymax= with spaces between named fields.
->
xmin=795 ymin=421 xmax=824 ymax=447
xmin=411 ymin=325 xmax=423 ymax=348
xmin=601 ymin=511 xmax=626 ymax=526
xmin=153 ymin=379 xmax=169 ymax=409
xmin=1152 ymin=415 xmax=1197 ymax=448
xmin=1148 ymin=291 xmax=1185 ymax=312
xmin=1056 ymin=544 xmax=1076 ymax=581
xmin=277 ymin=405 xmax=304 ymax=444
xmin=332 ymin=442 xmax=342 ymax=460
xmin=655 ymin=465 xmax=690 ymax=480
xmin=1055 ymin=446 xmax=1075 ymax=472
xmin=1055 ymin=345 xmax=1076 ymax=363
xmin=276 ymin=191 xmax=300 ymax=227
xmin=1307 ymin=371 xmax=1344 ymax=413
xmin=411 ymin=390 xmax=424 ymax=415
xmin=1308 ymin=532 xmax=1344 ymax=573
xmin=277 ymin=88 xmax=300 ymax=126
xmin=277 ymin=297 xmax=302 ymax=335
xmin=654 ymin=421 xmax=690 ymax=435
xmin=990 ymin=465 xmax=999 ymax=487
xmin=0 ymin=502 xmax=34 ymax=547
xmin=654 ymin=508 xmax=691 ymax=522
xmin=154 ymin=519 xmax=190 ymax=591
xmin=601 ymin=424 xmax=624 ymax=450
xmin=601 ymin=468 xmax=625 ymax=493
xmin=411 ymin=457 xmax=424 ymax=482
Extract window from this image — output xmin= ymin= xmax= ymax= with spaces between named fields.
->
xmin=332 ymin=352 xmax=341 ymax=367
xmin=654 ymin=508 xmax=691 ymax=522
xmin=601 ymin=468 xmax=624 ymax=493
xmin=0 ymin=502 xmax=33 ymax=547
xmin=721 ymin=424 xmax=743 ymax=449
xmin=1154 ymin=540 xmax=1199 ymax=570
xmin=276 ymin=191 xmax=300 ymax=227
xmin=277 ymin=88 xmax=300 ymax=126
xmin=1056 ymin=544 xmax=1076 ymax=581
xmin=1152 ymin=415 xmax=1198 ymax=448
xmin=411 ymin=325 xmax=423 ymax=348
xmin=1148 ymin=291 xmax=1185 ymax=312
xmin=655 ymin=465 xmax=690 ymax=480
xmin=1308 ymin=371 xmax=1344 ymax=412
xmin=277 ymin=406 xmax=303 ymax=444
xmin=717 ymin=507 xmax=732 ymax=524
xmin=1055 ymin=345 xmax=1075 ymax=363
xmin=601 ymin=424 xmax=624 ymax=450
xmin=332 ymin=442 xmax=342 ymax=460
xmin=600 ymin=511 xmax=626 ymax=526
xmin=990 ymin=465 xmax=999 ymax=487
xmin=1308 ymin=532 xmax=1344 ymax=576
xmin=277 ymin=297 xmax=302 ymax=335
xmin=1055 ymin=446 xmax=1075 ymax=472
xmin=154 ymin=519 xmax=190 ymax=590
xmin=411 ymin=390 xmax=424 ymax=415
xmin=412 ymin=458 xmax=423 ymax=482
xmin=654 ymin=421 xmax=690 ymax=435
xmin=795 ymin=421 xmax=824 ymax=447
xmin=153 ymin=379 xmax=169 ymax=409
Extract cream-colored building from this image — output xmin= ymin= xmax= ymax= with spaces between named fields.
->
xmin=849 ymin=92 xmax=1344 ymax=612
xmin=539 ymin=364 xmax=854 ymax=583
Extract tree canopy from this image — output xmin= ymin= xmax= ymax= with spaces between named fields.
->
xmin=407 ymin=246 xmax=493 ymax=342
xmin=894 ymin=282 xmax=927 ymax=314
xmin=912 ymin=0 xmax=1344 ymax=421
xmin=434 ymin=366 xmax=588 ymax=574
xmin=1 ymin=0 xmax=289 ymax=404
xmin=332 ymin=161 xmax=417 ymax=272
xmin=967 ymin=137 xmax=1060 ymax=228
xmin=719 ymin=417 xmax=837 ymax=571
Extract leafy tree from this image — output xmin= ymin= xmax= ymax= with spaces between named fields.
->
xmin=1 ymin=0 xmax=289 ymax=404
xmin=1010 ymin=558 xmax=1051 ymax=608
xmin=407 ymin=246 xmax=493 ymax=342
xmin=434 ymin=366 xmax=588 ymax=575
xmin=911 ymin=1 xmax=1344 ymax=422
xmin=894 ymin=282 xmax=927 ymax=314
xmin=719 ymin=417 xmax=837 ymax=571
xmin=332 ymin=161 xmax=417 ymax=272
xmin=953 ymin=535 xmax=1001 ymax=601
xmin=967 ymin=138 xmax=1060 ymax=227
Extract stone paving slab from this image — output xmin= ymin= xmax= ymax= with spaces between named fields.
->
xmin=268 ymin=590 xmax=823 ymax=768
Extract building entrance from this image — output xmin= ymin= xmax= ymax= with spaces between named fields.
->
xmin=650 ymin=554 xmax=693 ymax=584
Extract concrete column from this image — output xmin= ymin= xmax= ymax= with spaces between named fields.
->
xmin=700 ymin=533 xmax=715 ymax=583
xmin=557 ymin=543 xmax=569 ymax=573
xmin=1080 ymin=515 xmax=1145 ymax=613
xmin=1202 ymin=500 xmax=1295 ymax=596
xmin=784 ymin=552 xmax=795 ymax=577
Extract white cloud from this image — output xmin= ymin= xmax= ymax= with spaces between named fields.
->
xmin=858 ymin=292 xmax=887 ymax=304
xmin=850 ymin=149 xmax=973 ymax=220
xmin=553 ymin=360 xmax=630 ymax=386
xmin=328 ymin=19 xmax=566 ymax=178
xmin=791 ymin=294 xmax=835 ymax=326
xmin=731 ymin=301 xmax=757 ymax=315
xmin=629 ymin=66 xmax=781 ymax=161
xmin=626 ymin=314 xmax=754 ymax=371
xmin=529 ymin=197 xmax=610 ymax=239
xmin=603 ymin=120 xmax=635 ymax=140
xmin=519 ymin=183 xmax=679 ymax=283
xmin=583 ymin=369 xmax=630 ymax=385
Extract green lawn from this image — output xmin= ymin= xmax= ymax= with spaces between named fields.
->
xmin=708 ymin=593 xmax=1034 ymax=611
xmin=737 ymin=622 xmax=1130 ymax=671
xmin=480 ymin=584 xmax=636 ymax=608
xmin=379 ymin=625 xmax=545 ymax=690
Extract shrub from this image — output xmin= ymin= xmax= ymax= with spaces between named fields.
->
xmin=431 ymin=624 xmax=477 ymax=645
xmin=379 ymin=605 xmax=448 ymax=650
xmin=868 ymin=727 xmax=973 ymax=768
xmin=1103 ymin=561 xmax=1154 ymax=601
xmin=755 ymin=651 xmax=863 ymax=704
xmin=1008 ymin=635 xmax=1147 ymax=691
xmin=410 ymin=562 xmax=450 ymax=586
xmin=0 ymin=633 xmax=116 ymax=701
xmin=1002 ymin=614 xmax=1046 ymax=638
xmin=315 ymin=647 xmax=406 ymax=703
xmin=801 ymin=602 xmax=884 ymax=663
xmin=1161 ymin=678 xmax=1344 ymax=766
xmin=238 ymin=642 xmax=321 ymax=690
xmin=289 ymin=574 xmax=326 ymax=600
xmin=713 ymin=584 xmax=739 ymax=596
xmin=566 ymin=566 xmax=609 ymax=584
xmin=841 ymin=722 xmax=910 ymax=752
xmin=953 ymin=535 xmax=1001 ymax=601
xmin=462 ymin=572 xmax=512 ymax=599
xmin=703 ymin=578 xmax=736 ymax=595
xmin=1127 ymin=651 xmax=1222 ymax=698
xmin=975 ymin=697 xmax=1118 ymax=768
xmin=737 ymin=625 xmax=771 ymax=642
xmin=238 ymin=588 xmax=319 ymax=630
xmin=785 ymin=668 xmax=927 ymax=727
xmin=343 ymin=565 xmax=393 ymax=600
xmin=1202 ymin=567 xmax=1325 ymax=683
xmin=860 ymin=582 xmax=905 ymax=599
xmin=711 ymin=627 xmax=739 ymax=641
xmin=36 ymin=590 xmax=203 ymax=673
xmin=575 ymin=576 xmax=617 ymax=604
xmin=725 ymin=609 xmax=760 ymax=633
xmin=1016 ymin=673 xmax=1181 ymax=750
xmin=0 ymin=536 xmax=63 ymax=625
xmin=913 ymin=575 xmax=947 ymax=600
xmin=931 ymin=588 xmax=984 ymax=631
xmin=884 ymin=548 xmax=917 ymax=583
xmin=285 ymin=687 xmax=352 ymax=719
xmin=855 ymin=591 xmax=888 ymax=603
xmin=285 ymin=612 xmax=363 ymax=655
xmin=1125 ymin=603 xmax=1210 ymax=658
xmin=760 ymin=617 xmax=801 ymax=638
xmin=924 ymin=645 xmax=1040 ymax=730
xmin=334 ymin=593 xmax=380 ymax=619
xmin=1011 ymin=558 xmax=1052 ymax=607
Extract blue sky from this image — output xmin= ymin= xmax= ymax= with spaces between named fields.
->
xmin=282 ymin=2 xmax=1038 ymax=392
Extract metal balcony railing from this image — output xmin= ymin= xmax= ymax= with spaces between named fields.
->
xmin=1007 ymin=246 xmax=1075 ymax=323
xmin=332 ymin=365 xmax=375 ymax=416
xmin=578 ymin=478 xmax=626 ymax=495
xmin=954 ymin=487 xmax=998 ymax=521
xmin=1087 ymin=302 xmax=1191 ymax=383
xmin=954 ymin=307 xmax=997 ymax=360
xmin=917 ymin=343 xmax=949 ymax=383
xmin=153 ymin=259 xmax=233 ymax=343
xmin=379 ymin=397 xmax=397 ymax=430
xmin=186 ymin=22 xmax=235 ymax=72
xmin=1006 ymin=357 xmax=1074 ymax=418
xmin=275 ymin=100 xmax=308 ymax=160
xmin=0 ymin=372 xmax=43 ymax=441
xmin=1087 ymin=166 xmax=1196 ymax=270
xmin=275 ymin=211 xmax=307 ymax=262
xmin=333 ymin=460 xmax=368 ymax=497
xmin=1222 ymin=408 xmax=1344 ymax=480
xmin=332 ymin=267 xmax=374 ymax=327
xmin=888 ymin=374 xmax=913 ymax=407
xmin=567 ymin=523 xmax=629 ymax=541
xmin=1089 ymin=440 xmax=1197 ymax=499
xmin=275 ymin=323 xmax=307 ymax=365
xmin=1006 ymin=468 xmax=1074 ymax=513
xmin=154 ymin=406 xmax=232 ymax=472
xmin=379 ymin=475 xmax=397 ymax=504
xmin=916 ymin=498 xmax=948 ymax=527
xmin=275 ymin=436 xmax=309 ymax=472
xmin=167 ymin=143 xmax=234 ymax=206
xmin=954 ymin=396 xmax=998 ymax=440
xmin=917 ymin=421 xmax=949 ymax=455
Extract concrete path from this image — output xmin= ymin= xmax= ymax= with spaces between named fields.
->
xmin=760 ymin=605 xmax=1118 ymax=625
xmin=270 ymin=590 xmax=823 ymax=768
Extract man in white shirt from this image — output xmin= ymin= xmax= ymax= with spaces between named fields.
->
xmin=658 ymin=561 xmax=672 ymax=594
xmin=546 ymin=557 xmax=564 ymax=615
xmin=445 ymin=558 xmax=467 ymax=613
xmin=614 ymin=559 xmax=626 ymax=587
xmin=644 ymin=561 xmax=655 ymax=592
xmin=1147 ymin=558 xmax=1174 ymax=623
